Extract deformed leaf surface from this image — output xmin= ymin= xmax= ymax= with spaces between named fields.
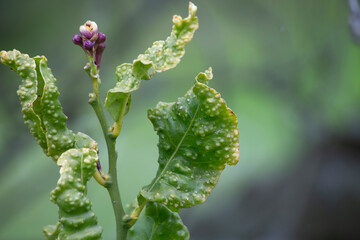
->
xmin=0 ymin=50 xmax=76 ymax=161
xmin=44 ymin=148 xmax=102 ymax=240
xmin=140 ymin=68 xmax=239 ymax=210
xmin=105 ymin=2 xmax=199 ymax=123
xmin=34 ymin=56 xmax=76 ymax=160
xmin=128 ymin=202 xmax=189 ymax=240
xmin=0 ymin=50 xmax=47 ymax=150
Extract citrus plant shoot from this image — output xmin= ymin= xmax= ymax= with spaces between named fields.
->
xmin=0 ymin=3 xmax=239 ymax=239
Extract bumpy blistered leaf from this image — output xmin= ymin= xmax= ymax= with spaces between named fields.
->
xmin=75 ymin=132 xmax=98 ymax=151
xmin=43 ymin=148 xmax=102 ymax=240
xmin=105 ymin=64 xmax=135 ymax=122
xmin=140 ymin=68 xmax=239 ymax=210
xmin=34 ymin=56 xmax=76 ymax=159
xmin=43 ymin=223 xmax=60 ymax=240
xmin=0 ymin=50 xmax=47 ymax=150
xmin=105 ymin=2 xmax=198 ymax=123
xmin=128 ymin=202 xmax=189 ymax=240
xmin=0 ymin=50 xmax=76 ymax=161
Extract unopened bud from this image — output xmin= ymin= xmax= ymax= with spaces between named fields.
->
xmin=83 ymin=40 xmax=95 ymax=50
xmin=97 ymin=32 xmax=106 ymax=43
xmin=80 ymin=20 xmax=98 ymax=41
xmin=95 ymin=42 xmax=106 ymax=69
xmin=72 ymin=34 xmax=83 ymax=46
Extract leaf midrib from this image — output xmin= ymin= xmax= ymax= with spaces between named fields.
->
xmin=148 ymin=103 xmax=200 ymax=192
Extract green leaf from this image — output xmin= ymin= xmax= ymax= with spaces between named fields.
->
xmin=140 ymin=68 xmax=239 ymax=210
xmin=44 ymin=148 xmax=102 ymax=240
xmin=2 ymin=50 xmax=102 ymax=239
xmin=0 ymin=50 xmax=47 ymax=151
xmin=128 ymin=202 xmax=189 ymax=240
xmin=74 ymin=132 xmax=98 ymax=151
xmin=135 ymin=2 xmax=198 ymax=73
xmin=0 ymin=50 xmax=76 ymax=161
xmin=43 ymin=223 xmax=60 ymax=240
xmin=105 ymin=63 xmax=136 ymax=122
xmin=34 ymin=55 xmax=76 ymax=160
xmin=105 ymin=2 xmax=199 ymax=123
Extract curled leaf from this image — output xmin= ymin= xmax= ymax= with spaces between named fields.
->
xmin=44 ymin=148 xmax=102 ymax=240
xmin=0 ymin=50 xmax=76 ymax=161
xmin=1 ymin=50 xmax=47 ymax=150
xmin=75 ymin=132 xmax=98 ymax=151
xmin=105 ymin=2 xmax=199 ymax=123
xmin=34 ymin=56 xmax=76 ymax=160
xmin=134 ymin=1 xmax=198 ymax=73
xmin=140 ymin=68 xmax=239 ymax=210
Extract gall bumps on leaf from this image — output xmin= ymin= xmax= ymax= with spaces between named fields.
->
xmin=0 ymin=2 xmax=239 ymax=239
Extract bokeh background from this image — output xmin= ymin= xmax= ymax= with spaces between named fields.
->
xmin=1 ymin=0 xmax=360 ymax=239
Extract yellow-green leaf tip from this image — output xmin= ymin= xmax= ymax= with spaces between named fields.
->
xmin=189 ymin=2 xmax=198 ymax=17
xmin=196 ymin=67 xmax=213 ymax=83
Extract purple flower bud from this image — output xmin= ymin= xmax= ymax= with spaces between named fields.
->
xmin=95 ymin=42 xmax=106 ymax=69
xmin=79 ymin=20 xmax=98 ymax=41
xmin=83 ymin=40 xmax=95 ymax=50
xmin=72 ymin=34 xmax=83 ymax=46
xmin=97 ymin=32 xmax=106 ymax=43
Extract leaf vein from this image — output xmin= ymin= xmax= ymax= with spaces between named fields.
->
xmin=148 ymin=102 xmax=200 ymax=192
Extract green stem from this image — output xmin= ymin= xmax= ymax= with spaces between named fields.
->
xmin=106 ymin=135 xmax=130 ymax=240
xmin=86 ymin=62 xmax=129 ymax=239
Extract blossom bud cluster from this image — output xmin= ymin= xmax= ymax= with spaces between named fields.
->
xmin=72 ymin=20 xmax=106 ymax=69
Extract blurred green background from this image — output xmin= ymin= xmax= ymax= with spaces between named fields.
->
xmin=1 ymin=0 xmax=360 ymax=239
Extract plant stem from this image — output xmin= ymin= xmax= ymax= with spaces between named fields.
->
xmin=86 ymin=62 xmax=129 ymax=239
xmin=106 ymin=135 xmax=129 ymax=240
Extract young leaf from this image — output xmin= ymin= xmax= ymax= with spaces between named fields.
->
xmin=105 ymin=2 xmax=199 ymax=123
xmin=43 ymin=223 xmax=60 ymax=240
xmin=34 ymin=55 xmax=76 ymax=160
xmin=75 ymin=132 xmax=99 ymax=151
xmin=128 ymin=202 xmax=189 ymax=240
xmin=0 ymin=50 xmax=47 ymax=151
xmin=0 ymin=50 xmax=76 ymax=161
xmin=140 ymin=68 xmax=239 ymax=210
xmin=43 ymin=148 xmax=102 ymax=240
